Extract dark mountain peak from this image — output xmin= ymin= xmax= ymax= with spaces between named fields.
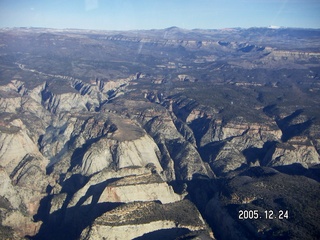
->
xmin=165 ymin=26 xmax=183 ymax=31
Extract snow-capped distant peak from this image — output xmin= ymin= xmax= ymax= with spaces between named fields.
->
xmin=268 ymin=25 xmax=281 ymax=29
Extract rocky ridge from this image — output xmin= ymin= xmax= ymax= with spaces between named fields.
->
xmin=1 ymin=70 xmax=319 ymax=238
xmin=0 ymin=27 xmax=319 ymax=239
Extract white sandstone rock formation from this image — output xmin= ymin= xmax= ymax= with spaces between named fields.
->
xmin=80 ymin=201 xmax=214 ymax=240
xmin=67 ymin=167 xmax=152 ymax=208
xmin=98 ymin=173 xmax=181 ymax=204
xmin=266 ymin=136 xmax=320 ymax=168
xmin=0 ymin=119 xmax=48 ymax=175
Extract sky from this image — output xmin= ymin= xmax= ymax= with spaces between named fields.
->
xmin=0 ymin=0 xmax=320 ymax=30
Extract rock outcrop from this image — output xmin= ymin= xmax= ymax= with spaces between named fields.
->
xmin=0 ymin=119 xmax=49 ymax=238
xmin=265 ymin=136 xmax=320 ymax=167
xmin=80 ymin=201 xmax=214 ymax=240
xmin=98 ymin=173 xmax=181 ymax=204
xmin=0 ymin=27 xmax=319 ymax=239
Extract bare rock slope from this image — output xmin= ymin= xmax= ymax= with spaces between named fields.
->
xmin=0 ymin=27 xmax=319 ymax=239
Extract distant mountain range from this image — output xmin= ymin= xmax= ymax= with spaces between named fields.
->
xmin=0 ymin=27 xmax=319 ymax=240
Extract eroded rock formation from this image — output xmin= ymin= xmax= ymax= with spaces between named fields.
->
xmin=0 ymin=27 xmax=319 ymax=239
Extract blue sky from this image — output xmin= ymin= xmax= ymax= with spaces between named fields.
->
xmin=0 ymin=0 xmax=319 ymax=30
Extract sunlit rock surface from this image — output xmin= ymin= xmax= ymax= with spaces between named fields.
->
xmin=0 ymin=27 xmax=319 ymax=239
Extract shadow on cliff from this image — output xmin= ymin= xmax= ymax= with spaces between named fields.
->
xmin=199 ymin=141 xmax=226 ymax=164
xmin=68 ymin=134 xmax=106 ymax=172
xmin=171 ymin=95 xmax=199 ymax=123
xmin=275 ymin=109 xmax=313 ymax=142
xmin=263 ymin=107 xmax=313 ymax=142
xmin=242 ymin=141 xmax=277 ymax=166
xmin=45 ymin=132 xmax=108 ymax=175
xmin=274 ymin=163 xmax=320 ymax=182
xmin=180 ymin=177 xmax=256 ymax=240
xmin=133 ymin=228 xmax=191 ymax=240
xmin=30 ymin=177 xmax=123 ymax=240
xmin=189 ymin=117 xmax=212 ymax=147
xmin=242 ymin=145 xmax=320 ymax=182
xmin=29 ymin=202 xmax=122 ymax=240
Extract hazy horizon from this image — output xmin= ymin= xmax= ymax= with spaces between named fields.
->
xmin=1 ymin=0 xmax=320 ymax=31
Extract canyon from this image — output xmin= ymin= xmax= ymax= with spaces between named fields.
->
xmin=0 ymin=27 xmax=319 ymax=239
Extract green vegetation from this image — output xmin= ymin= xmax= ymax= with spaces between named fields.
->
xmin=0 ymin=27 xmax=319 ymax=240
xmin=96 ymin=200 xmax=204 ymax=227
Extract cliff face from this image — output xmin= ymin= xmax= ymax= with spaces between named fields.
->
xmin=0 ymin=120 xmax=49 ymax=238
xmin=81 ymin=134 xmax=163 ymax=176
xmin=203 ymin=167 xmax=320 ymax=240
xmin=2 ymin=74 xmax=319 ymax=238
xmin=80 ymin=201 xmax=213 ymax=240
xmin=166 ymin=94 xmax=319 ymax=175
xmin=265 ymin=136 xmax=319 ymax=167
xmin=0 ymin=77 xmax=215 ymax=239
xmin=98 ymin=173 xmax=181 ymax=204
xmin=0 ymin=27 xmax=319 ymax=239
